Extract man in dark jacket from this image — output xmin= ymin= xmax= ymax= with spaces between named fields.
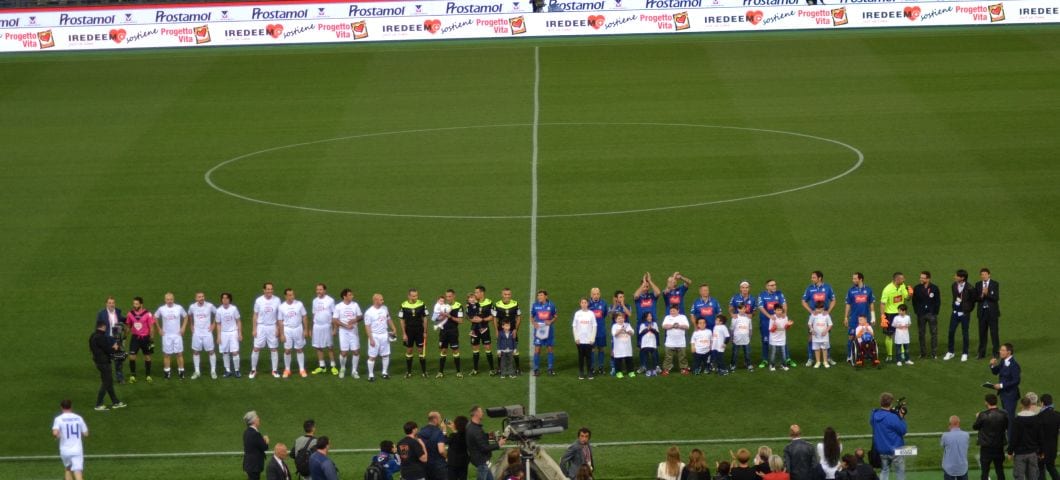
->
xmin=1009 ymin=397 xmax=1043 ymax=480
xmin=784 ymin=424 xmax=818 ymax=480
xmin=944 ymin=269 xmax=977 ymax=362
xmin=975 ymin=268 xmax=1001 ymax=359
xmin=912 ymin=271 xmax=941 ymax=359
xmin=466 ymin=406 xmax=505 ymax=480
xmin=991 ymin=343 xmax=1022 ymax=439
xmin=96 ymin=296 xmax=126 ymax=383
xmin=244 ymin=411 xmax=269 ymax=480
xmin=89 ymin=320 xmax=125 ymax=411
xmin=560 ymin=427 xmax=594 ymax=479
xmin=1039 ymin=394 xmax=1059 ymax=480
xmin=871 ymin=393 xmax=908 ymax=480
xmin=973 ymin=394 xmax=1009 ymax=480
xmin=308 ymin=436 xmax=339 ymax=480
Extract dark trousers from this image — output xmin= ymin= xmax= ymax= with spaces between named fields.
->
xmin=731 ymin=344 xmax=751 ymax=368
xmin=95 ymin=362 xmax=118 ymax=406
xmin=948 ymin=312 xmax=970 ymax=355
xmin=977 ymin=310 xmax=1000 ymax=358
xmin=576 ymin=344 xmax=593 ymax=376
xmin=449 ymin=463 xmax=468 ymax=480
xmin=980 ymin=447 xmax=1006 ymax=480
xmin=615 ymin=356 xmax=633 ymax=374
xmin=692 ymin=352 xmax=710 ymax=373
xmin=917 ymin=313 xmax=938 ymax=357
xmin=1040 ymin=453 xmax=1058 ymax=480
xmin=246 ymin=471 xmax=261 ymax=480
xmin=427 ymin=463 xmax=449 ymax=480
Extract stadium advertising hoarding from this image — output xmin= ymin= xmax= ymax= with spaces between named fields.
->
xmin=0 ymin=0 xmax=1056 ymax=51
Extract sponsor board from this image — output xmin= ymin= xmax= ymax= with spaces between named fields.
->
xmin=0 ymin=0 xmax=1057 ymax=51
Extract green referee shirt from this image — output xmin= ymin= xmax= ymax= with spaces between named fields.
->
xmin=880 ymin=282 xmax=910 ymax=314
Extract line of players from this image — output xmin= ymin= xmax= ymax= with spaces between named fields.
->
xmin=107 ymin=268 xmax=948 ymax=382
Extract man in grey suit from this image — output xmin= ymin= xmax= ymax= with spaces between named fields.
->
xmin=559 ymin=427 xmax=594 ymax=479
xmin=784 ymin=425 xmax=818 ymax=480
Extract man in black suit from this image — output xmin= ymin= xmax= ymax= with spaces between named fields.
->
xmin=267 ymin=443 xmax=291 ymax=480
xmin=96 ymin=296 xmax=126 ymax=383
xmin=1039 ymin=394 xmax=1060 ymax=480
xmin=991 ymin=343 xmax=1021 ymax=439
xmin=912 ymin=271 xmax=941 ymax=359
xmin=783 ymin=424 xmax=818 ymax=480
xmin=976 ymin=268 xmax=1001 ymax=359
xmin=243 ymin=411 xmax=270 ymax=480
xmin=944 ymin=269 xmax=977 ymax=362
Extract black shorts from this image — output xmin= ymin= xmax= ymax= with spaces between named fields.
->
xmin=470 ymin=326 xmax=492 ymax=346
xmin=129 ymin=335 xmax=154 ymax=355
xmin=439 ymin=329 xmax=460 ymax=350
xmin=404 ymin=329 xmax=425 ymax=348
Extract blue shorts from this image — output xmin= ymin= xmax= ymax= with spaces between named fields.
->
xmin=593 ymin=335 xmax=607 ymax=347
xmin=533 ymin=336 xmax=554 ymax=347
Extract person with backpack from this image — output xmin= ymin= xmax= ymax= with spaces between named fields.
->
xmin=293 ymin=420 xmax=319 ymax=479
xmin=366 ymin=441 xmax=401 ymax=480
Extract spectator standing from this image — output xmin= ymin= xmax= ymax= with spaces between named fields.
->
xmin=309 ymin=436 xmax=339 ymax=480
xmin=973 ymin=394 xmax=1009 ymax=480
xmin=372 ymin=440 xmax=402 ymax=480
xmin=763 ymin=456 xmax=790 ymax=480
xmin=399 ymin=422 xmax=429 ymax=480
xmin=681 ymin=448 xmax=710 ymax=480
xmin=945 ymin=270 xmax=977 ymax=362
xmin=1039 ymin=394 xmax=1059 ymax=480
xmin=912 ymin=271 xmax=941 ymax=359
xmin=293 ymin=420 xmax=318 ymax=479
xmin=870 ymin=392 xmax=908 ymax=480
xmin=447 ymin=417 xmax=470 ymax=480
xmin=754 ymin=447 xmax=774 ymax=476
xmin=419 ymin=412 xmax=449 ymax=480
xmin=975 ymin=268 xmax=1001 ymax=359
xmin=714 ymin=461 xmax=731 ymax=480
xmin=1010 ymin=398 xmax=1044 ymax=480
xmin=853 ymin=450 xmax=879 ymax=480
xmin=730 ymin=449 xmax=757 ymax=480
xmin=559 ymin=427 xmax=594 ymax=479
xmin=784 ymin=425 xmax=817 ymax=480
xmin=817 ymin=427 xmax=842 ymax=480
xmin=243 ymin=411 xmax=269 ymax=480
xmin=658 ymin=446 xmax=685 ymax=480
xmin=941 ymin=416 xmax=970 ymax=480
xmin=267 ymin=443 xmax=292 ymax=480
xmin=468 ymin=406 xmax=505 ymax=480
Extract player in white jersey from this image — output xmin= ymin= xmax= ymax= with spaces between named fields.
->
xmin=187 ymin=291 xmax=218 ymax=380
xmin=278 ymin=288 xmax=309 ymax=378
xmin=153 ymin=292 xmax=188 ymax=380
xmin=215 ymin=292 xmax=242 ymax=378
xmin=332 ymin=288 xmax=363 ymax=379
xmin=310 ymin=283 xmax=337 ymax=376
xmin=363 ymin=293 xmax=398 ymax=381
xmin=250 ymin=282 xmax=282 ymax=379
xmin=52 ymin=399 xmax=88 ymax=480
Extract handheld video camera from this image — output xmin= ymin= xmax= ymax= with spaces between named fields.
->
xmin=890 ymin=397 xmax=909 ymax=417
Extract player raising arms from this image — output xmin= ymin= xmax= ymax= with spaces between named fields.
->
xmin=215 ymin=292 xmax=242 ymax=378
xmin=278 ymin=288 xmax=309 ymax=378
xmin=364 ymin=293 xmax=398 ymax=382
xmin=310 ymin=283 xmax=337 ymax=376
xmin=493 ymin=288 xmax=521 ymax=376
xmin=188 ymin=291 xmax=218 ymax=380
xmin=153 ymin=292 xmax=188 ymax=380
xmin=332 ymin=288 xmax=363 ymax=379
xmin=437 ymin=289 xmax=465 ymax=378
xmin=250 ymin=282 xmax=282 ymax=379
xmin=399 ymin=288 xmax=430 ymax=379
xmin=531 ymin=290 xmax=558 ymax=376
xmin=125 ymin=296 xmax=156 ymax=384
xmin=467 ymin=286 xmax=496 ymax=376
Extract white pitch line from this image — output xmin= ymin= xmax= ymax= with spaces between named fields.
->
xmin=528 ymin=45 xmax=541 ymax=416
xmin=0 ymin=432 xmax=957 ymax=462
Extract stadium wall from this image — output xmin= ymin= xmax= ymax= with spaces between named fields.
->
xmin=0 ymin=0 xmax=1057 ymax=52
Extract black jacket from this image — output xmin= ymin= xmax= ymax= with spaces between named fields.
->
xmin=783 ymin=438 xmax=818 ymax=480
xmin=244 ymin=427 xmax=268 ymax=474
xmin=266 ymin=455 xmax=292 ymax=480
xmin=448 ymin=431 xmax=469 ymax=467
xmin=466 ymin=421 xmax=497 ymax=467
xmin=951 ymin=282 xmax=976 ymax=315
xmin=89 ymin=330 xmax=112 ymax=364
xmin=912 ymin=283 xmax=941 ymax=316
xmin=972 ymin=408 xmax=1009 ymax=449
xmin=1039 ymin=406 xmax=1060 ymax=457
xmin=974 ymin=279 xmax=1001 ymax=317
xmin=1009 ymin=413 xmax=1043 ymax=456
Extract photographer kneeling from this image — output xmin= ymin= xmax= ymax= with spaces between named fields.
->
xmin=870 ymin=393 xmax=908 ymax=480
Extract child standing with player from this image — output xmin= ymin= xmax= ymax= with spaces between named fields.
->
xmin=769 ymin=306 xmax=793 ymax=371
xmin=638 ymin=312 xmax=660 ymax=377
xmin=611 ymin=313 xmax=635 ymax=378
xmin=808 ymin=301 xmax=833 ymax=369
xmin=690 ymin=318 xmax=712 ymax=375
xmin=711 ymin=315 xmax=731 ymax=376
xmin=892 ymin=304 xmax=913 ymax=366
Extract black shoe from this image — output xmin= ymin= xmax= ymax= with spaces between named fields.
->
xmin=548 ymin=369 xmax=556 ymax=376
xmin=164 ymin=371 xmax=171 ymax=380
xmin=368 ymin=376 xmax=375 ymax=382
xmin=178 ymin=371 xmax=185 ymax=380
xmin=382 ymin=374 xmax=390 ymax=380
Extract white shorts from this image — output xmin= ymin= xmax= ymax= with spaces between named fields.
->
xmin=253 ymin=325 xmax=278 ymax=349
xmin=191 ymin=334 xmax=215 ymax=352
xmin=311 ymin=324 xmax=333 ymax=349
xmin=283 ymin=326 xmax=306 ymax=350
xmin=219 ymin=331 xmax=240 ymax=353
xmin=61 ymin=454 xmax=84 ymax=472
xmin=813 ymin=340 xmax=831 ymax=350
xmin=162 ymin=334 xmax=183 ymax=354
xmin=338 ymin=328 xmax=360 ymax=352
xmin=367 ymin=333 xmax=390 ymax=357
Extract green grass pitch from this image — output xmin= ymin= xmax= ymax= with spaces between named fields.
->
xmin=1 ymin=24 xmax=1059 ymax=479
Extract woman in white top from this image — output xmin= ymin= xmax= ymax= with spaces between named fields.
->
xmin=657 ymin=446 xmax=685 ymax=480
xmin=816 ymin=427 xmax=842 ymax=480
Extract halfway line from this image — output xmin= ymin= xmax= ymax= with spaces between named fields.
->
xmin=528 ymin=45 xmax=541 ymax=416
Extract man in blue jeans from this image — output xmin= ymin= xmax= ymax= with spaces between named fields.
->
xmin=871 ymin=392 xmax=908 ymax=480
xmin=467 ymin=406 xmax=505 ymax=480
xmin=941 ymin=415 xmax=970 ymax=480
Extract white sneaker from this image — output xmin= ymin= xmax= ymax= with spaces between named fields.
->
xmin=339 ymin=369 xmax=345 ymax=378
xmin=249 ymin=370 xmax=257 ymax=379
xmin=961 ymin=354 xmax=968 ymax=362
xmin=769 ymin=366 xmax=776 ymax=371
xmin=210 ymin=371 xmax=217 ymax=379
xmin=827 ymin=359 xmax=836 ymax=366
xmin=814 ymin=362 xmax=822 ymax=369
xmin=352 ymin=372 xmax=360 ymax=379
xmin=190 ymin=372 xmax=201 ymax=380
xmin=781 ymin=366 xmax=790 ymax=371
xmin=805 ymin=359 xmax=814 ymax=367
xmin=824 ymin=362 xmax=831 ymax=369
xmin=905 ymin=359 xmax=914 ymax=365
xmin=897 ymin=361 xmax=903 ymax=367
xmin=943 ymin=352 xmax=955 ymax=360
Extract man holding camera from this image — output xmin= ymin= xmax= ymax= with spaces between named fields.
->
xmin=89 ymin=319 xmax=126 ymax=411
xmin=871 ymin=393 xmax=908 ymax=480
xmin=467 ymin=406 xmax=505 ymax=480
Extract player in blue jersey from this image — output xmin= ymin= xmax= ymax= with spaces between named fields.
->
xmin=801 ymin=271 xmax=837 ymax=368
xmin=691 ymin=284 xmax=722 ymax=330
xmin=587 ymin=287 xmax=609 ymax=376
xmin=530 ymin=290 xmax=557 ymax=376
xmin=662 ymin=272 xmax=693 ymax=315
xmin=728 ymin=281 xmax=758 ymax=372
xmin=756 ymin=279 xmax=788 ymax=369
xmin=843 ymin=272 xmax=875 ymax=366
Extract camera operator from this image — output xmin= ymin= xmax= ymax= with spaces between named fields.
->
xmin=870 ymin=393 xmax=908 ymax=480
xmin=559 ymin=427 xmax=594 ymax=479
xmin=467 ymin=406 xmax=506 ymax=480
xmin=89 ymin=319 xmax=125 ymax=411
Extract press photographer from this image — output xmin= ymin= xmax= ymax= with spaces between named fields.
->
xmin=870 ymin=392 xmax=907 ymax=480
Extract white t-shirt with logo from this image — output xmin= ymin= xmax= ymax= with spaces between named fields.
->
xmin=278 ymin=301 xmax=307 ymax=329
xmin=254 ymin=295 xmax=281 ymax=326
xmin=769 ymin=316 xmax=791 ymax=346
xmin=312 ymin=295 xmax=335 ymax=326
xmin=188 ymin=302 xmax=216 ymax=335
xmin=731 ymin=315 xmax=752 ymax=346
xmin=364 ymin=305 xmax=391 ymax=335
xmin=154 ymin=304 xmax=187 ymax=336
xmin=690 ymin=329 xmax=712 ymax=354
xmin=893 ymin=314 xmax=912 ymax=344
xmin=216 ymin=305 xmax=241 ymax=333
xmin=52 ymin=412 xmax=88 ymax=456
xmin=711 ymin=324 xmax=730 ymax=352
xmin=662 ymin=314 xmax=689 ymax=348
xmin=810 ymin=313 xmax=833 ymax=342
xmin=639 ymin=322 xmax=658 ymax=349
xmin=333 ymin=301 xmax=363 ymax=328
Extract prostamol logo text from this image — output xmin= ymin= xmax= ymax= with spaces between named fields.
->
xmin=59 ymin=14 xmax=116 ymax=25
xmin=446 ymin=2 xmax=504 ymax=13
xmin=645 ymin=0 xmax=702 ymax=8
xmin=251 ymin=8 xmax=308 ymax=20
xmin=348 ymin=5 xmax=407 ymax=16
xmin=155 ymin=11 xmax=212 ymax=23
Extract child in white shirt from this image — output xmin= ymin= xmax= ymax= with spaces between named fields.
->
xmin=893 ymin=304 xmax=913 ymax=366
xmin=611 ymin=314 xmax=635 ymax=378
xmin=808 ymin=301 xmax=833 ymax=369
xmin=711 ymin=315 xmax=731 ymax=375
xmin=769 ymin=306 xmax=793 ymax=371
xmin=661 ymin=307 xmax=690 ymax=375
xmin=690 ymin=318 xmax=712 ymax=375
xmin=730 ymin=313 xmax=753 ymax=371
xmin=638 ymin=313 xmax=660 ymax=377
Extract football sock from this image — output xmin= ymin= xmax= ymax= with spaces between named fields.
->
xmin=145 ymin=360 xmax=152 ymax=376
xmin=284 ymin=353 xmax=292 ymax=371
xmin=231 ymin=354 xmax=239 ymax=372
xmin=406 ymin=355 xmax=413 ymax=373
xmin=486 ymin=352 xmax=494 ymax=370
xmin=297 ymin=352 xmax=305 ymax=371
xmin=381 ymin=356 xmax=390 ymax=374
xmin=251 ymin=351 xmax=260 ymax=371
xmin=533 ymin=353 xmax=540 ymax=370
xmin=270 ymin=351 xmax=279 ymax=372
xmin=367 ymin=359 xmax=376 ymax=377
xmin=419 ymin=356 xmax=426 ymax=374
xmin=473 ymin=352 xmax=481 ymax=370
xmin=208 ymin=353 xmax=216 ymax=374
xmin=454 ymin=356 xmax=461 ymax=372
xmin=193 ymin=354 xmax=201 ymax=374
xmin=352 ymin=354 xmax=360 ymax=373
xmin=130 ymin=360 xmax=137 ymax=375
xmin=319 ymin=360 xmax=326 ymax=368
xmin=222 ymin=354 xmax=231 ymax=372
xmin=547 ymin=352 xmax=554 ymax=369
xmin=439 ymin=355 xmax=447 ymax=373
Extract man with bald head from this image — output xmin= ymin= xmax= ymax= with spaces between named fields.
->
xmin=783 ymin=424 xmax=817 ymax=480
xmin=266 ymin=443 xmax=291 ymax=480
xmin=418 ymin=411 xmax=449 ymax=480
xmin=941 ymin=416 xmax=970 ymax=480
